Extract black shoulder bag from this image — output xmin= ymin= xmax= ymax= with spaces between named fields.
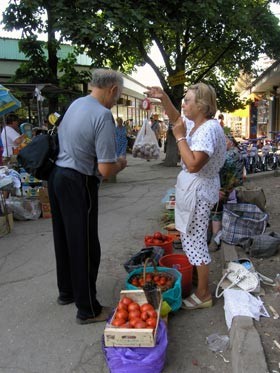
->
xmin=17 ymin=116 xmax=63 ymax=181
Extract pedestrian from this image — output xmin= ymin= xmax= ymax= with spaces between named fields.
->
xmin=150 ymin=114 xmax=162 ymax=147
xmin=208 ymin=134 xmax=244 ymax=251
xmin=1 ymin=113 xmax=26 ymax=158
xmin=48 ymin=68 xmax=127 ymax=324
xmin=218 ymin=113 xmax=225 ymax=128
xmin=145 ymin=83 xmax=226 ymax=310
xmin=115 ymin=117 xmax=128 ymax=157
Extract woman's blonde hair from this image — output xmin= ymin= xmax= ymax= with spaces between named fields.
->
xmin=186 ymin=83 xmax=217 ymax=118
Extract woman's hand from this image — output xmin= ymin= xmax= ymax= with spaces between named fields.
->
xmin=144 ymin=86 xmax=165 ymax=100
xmin=172 ymin=116 xmax=186 ymax=140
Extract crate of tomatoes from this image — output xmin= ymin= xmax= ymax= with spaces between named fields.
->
xmin=126 ymin=258 xmax=182 ymax=312
xmin=104 ymin=289 xmax=162 ymax=347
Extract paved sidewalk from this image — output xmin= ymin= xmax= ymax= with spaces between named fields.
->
xmin=0 ymin=153 xmax=279 ymax=373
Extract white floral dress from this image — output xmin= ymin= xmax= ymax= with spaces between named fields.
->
xmin=178 ymin=118 xmax=226 ymax=266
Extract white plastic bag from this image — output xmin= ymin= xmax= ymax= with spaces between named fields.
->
xmin=132 ymin=120 xmax=160 ymax=160
xmin=223 ymin=289 xmax=270 ymax=329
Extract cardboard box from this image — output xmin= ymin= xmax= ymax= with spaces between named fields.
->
xmin=41 ymin=202 xmax=52 ymax=218
xmin=38 ymin=188 xmax=50 ymax=203
xmin=104 ymin=289 xmax=161 ymax=348
xmin=0 ymin=213 xmax=14 ymax=237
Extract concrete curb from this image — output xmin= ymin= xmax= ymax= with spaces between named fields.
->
xmin=220 ymin=242 xmax=269 ymax=373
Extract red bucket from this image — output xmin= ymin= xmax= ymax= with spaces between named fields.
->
xmin=159 ymin=254 xmax=193 ymax=298
xmin=144 ymin=234 xmax=174 ymax=255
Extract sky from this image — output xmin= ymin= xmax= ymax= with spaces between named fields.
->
xmin=1 ymin=1 xmax=280 ymax=86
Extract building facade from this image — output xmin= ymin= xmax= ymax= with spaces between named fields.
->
xmin=0 ymin=37 xmax=163 ymax=127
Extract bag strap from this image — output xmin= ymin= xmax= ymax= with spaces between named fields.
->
xmin=215 ymin=269 xmax=237 ymax=298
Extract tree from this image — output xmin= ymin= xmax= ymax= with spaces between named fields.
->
xmin=55 ymin=0 xmax=280 ymax=165
xmin=2 ymin=0 xmax=90 ymax=114
xmin=3 ymin=1 xmax=280 ymax=164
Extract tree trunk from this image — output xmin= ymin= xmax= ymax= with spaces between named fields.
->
xmin=163 ymin=128 xmax=180 ymax=166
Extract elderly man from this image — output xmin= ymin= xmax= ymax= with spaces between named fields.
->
xmin=48 ymin=69 xmax=127 ymax=324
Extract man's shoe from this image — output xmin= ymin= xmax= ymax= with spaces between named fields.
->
xmin=76 ymin=306 xmax=113 ymax=325
xmin=57 ymin=294 xmax=74 ymax=305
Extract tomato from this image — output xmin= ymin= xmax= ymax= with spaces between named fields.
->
xmin=129 ymin=317 xmax=142 ymax=328
xmin=123 ymin=321 xmax=132 ymax=328
xmin=117 ymin=302 xmax=128 ymax=311
xmin=161 ymin=234 xmax=169 ymax=241
xmin=146 ymin=317 xmax=157 ymax=328
xmin=153 ymin=232 xmax=163 ymax=240
xmin=134 ymin=320 xmax=147 ymax=329
xmin=128 ymin=310 xmax=141 ymax=320
xmin=153 ymin=275 xmax=160 ymax=282
xmin=131 ymin=278 xmax=139 ymax=286
xmin=115 ymin=309 xmax=128 ymax=321
xmin=111 ymin=317 xmax=126 ymax=327
xmin=145 ymin=274 xmax=153 ymax=282
xmin=121 ymin=296 xmax=133 ymax=306
xmin=159 ymin=277 xmax=167 ymax=286
xmin=138 ymin=278 xmax=145 ymax=287
xmin=153 ymin=239 xmax=163 ymax=245
xmin=141 ymin=311 xmax=149 ymax=321
xmin=140 ymin=303 xmax=155 ymax=313
xmin=128 ymin=302 xmax=140 ymax=312
xmin=147 ymin=309 xmax=157 ymax=318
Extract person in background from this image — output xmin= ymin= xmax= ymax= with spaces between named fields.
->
xmin=115 ymin=117 xmax=128 ymax=158
xmin=145 ymin=83 xmax=226 ymax=310
xmin=48 ymin=69 xmax=127 ymax=325
xmin=218 ymin=113 xmax=225 ymax=128
xmin=150 ymin=114 xmax=162 ymax=147
xmin=209 ymin=134 xmax=244 ymax=251
xmin=1 ymin=113 xmax=26 ymax=158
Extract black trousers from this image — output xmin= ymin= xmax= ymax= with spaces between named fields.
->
xmin=48 ymin=166 xmax=102 ymax=318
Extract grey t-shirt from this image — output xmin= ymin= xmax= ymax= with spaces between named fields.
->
xmin=56 ymin=95 xmax=117 ymax=176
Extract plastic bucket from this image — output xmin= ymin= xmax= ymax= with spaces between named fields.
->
xmin=159 ymin=254 xmax=193 ymax=298
xmin=144 ymin=235 xmax=174 ymax=255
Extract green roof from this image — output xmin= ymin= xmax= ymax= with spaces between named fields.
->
xmin=0 ymin=37 xmax=93 ymax=66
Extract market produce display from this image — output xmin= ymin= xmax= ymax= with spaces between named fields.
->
xmin=110 ymin=296 xmax=158 ymax=329
xmin=129 ymin=271 xmax=174 ymax=292
xmin=144 ymin=231 xmax=172 ymax=246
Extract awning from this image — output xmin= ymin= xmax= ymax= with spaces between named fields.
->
xmin=230 ymin=106 xmax=249 ymax=118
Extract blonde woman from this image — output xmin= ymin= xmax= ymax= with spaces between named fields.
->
xmin=146 ymin=83 xmax=226 ymax=309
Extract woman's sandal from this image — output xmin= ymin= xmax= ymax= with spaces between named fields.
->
xmin=181 ymin=293 xmax=213 ymax=310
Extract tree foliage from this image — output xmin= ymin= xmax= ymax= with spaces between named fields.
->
xmin=2 ymin=0 xmax=280 ymax=163
xmin=55 ymin=0 xmax=280 ymax=110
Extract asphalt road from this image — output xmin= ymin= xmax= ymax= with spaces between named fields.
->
xmin=0 ymin=152 xmax=279 ymax=373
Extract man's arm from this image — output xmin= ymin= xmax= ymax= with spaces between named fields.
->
xmin=98 ymin=157 xmax=127 ymax=178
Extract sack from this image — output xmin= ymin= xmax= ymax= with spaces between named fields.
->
xmin=132 ymin=120 xmax=160 ymax=160
xmin=215 ymin=259 xmax=259 ymax=298
xmin=17 ymin=132 xmax=59 ymax=181
xmin=238 ymin=232 xmax=280 ymax=258
xmin=222 ymin=203 xmax=269 ymax=245
xmin=124 ymin=247 xmax=165 ymax=273
xmin=102 ymin=319 xmax=168 ymax=373
xmin=235 ymin=185 xmax=266 ymax=211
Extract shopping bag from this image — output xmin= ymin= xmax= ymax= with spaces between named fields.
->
xmin=124 ymin=246 xmax=165 ymax=273
xmin=238 ymin=231 xmax=280 ymax=258
xmin=235 ymin=185 xmax=266 ymax=211
xmin=215 ymin=260 xmax=259 ymax=298
xmin=221 ymin=203 xmax=269 ymax=245
xmin=132 ymin=120 xmax=160 ymax=160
